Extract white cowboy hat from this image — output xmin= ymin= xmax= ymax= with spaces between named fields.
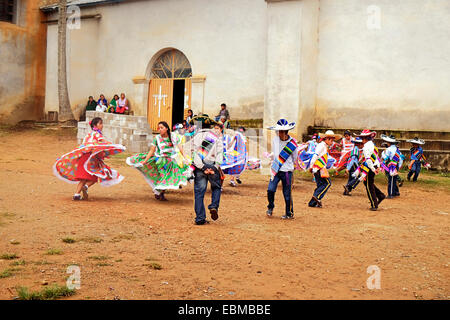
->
xmin=267 ymin=119 xmax=296 ymax=131
xmin=319 ymin=130 xmax=342 ymax=141
xmin=381 ymin=134 xmax=400 ymax=144
xmin=407 ymin=137 xmax=425 ymax=145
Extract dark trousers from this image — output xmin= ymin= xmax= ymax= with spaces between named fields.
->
xmin=194 ymin=168 xmax=222 ymax=223
xmin=386 ymin=172 xmax=400 ymax=197
xmin=363 ymin=170 xmax=385 ymax=208
xmin=267 ymin=171 xmax=293 ymax=215
xmin=407 ymin=161 xmax=421 ymax=181
xmin=309 ymin=171 xmax=331 ymax=206
xmin=346 ymin=164 xmax=360 ymax=192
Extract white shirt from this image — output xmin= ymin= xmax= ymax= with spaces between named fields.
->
xmin=309 ymin=141 xmax=328 ymax=173
xmin=96 ymin=104 xmax=107 ymax=112
xmin=271 ymin=136 xmax=298 ymax=172
xmin=363 ymin=140 xmax=380 ymax=172
xmin=383 ymin=144 xmax=403 ymax=168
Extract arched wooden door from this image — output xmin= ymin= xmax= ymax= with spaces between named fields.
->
xmin=148 ymin=49 xmax=192 ymax=131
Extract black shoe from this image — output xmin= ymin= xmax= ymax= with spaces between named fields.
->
xmin=308 ymin=203 xmax=317 ymax=208
xmin=395 ymin=193 xmax=400 ymax=197
xmin=236 ymin=178 xmax=242 ymax=185
xmin=312 ymin=196 xmax=322 ymax=208
xmin=378 ymin=194 xmax=386 ymax=205
xmin=209 ymin=208 xmax=219 ymax=221
xmin=281 ymin=214 xmax=294 ymax=220
xmin=387 ymin=195 xmax=394 ymax=199
xmin=370 ymin=207 xmax=378 ymax=211
xmin=195 ymin=220 xmax=210 ymax=225
xmin=73 ymin=194 xmax=82 ymax=201
xmin=343 ymin=185 xmax=350 ymax=196
xmin=266 ymin=208 xmax=273 ymax=217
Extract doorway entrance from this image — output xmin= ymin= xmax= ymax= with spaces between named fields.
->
xmin=147 ymin=49 xmax=192 ymax=131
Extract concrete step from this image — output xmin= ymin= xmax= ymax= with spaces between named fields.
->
xmin=309 ymin=126 xmax=450 ymax=141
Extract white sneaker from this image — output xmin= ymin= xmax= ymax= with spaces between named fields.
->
xmin=230 ymin=180 xmax=237 ymax=187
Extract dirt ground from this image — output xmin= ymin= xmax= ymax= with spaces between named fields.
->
xmin=0 ymin=129 xmax=449 ymax=300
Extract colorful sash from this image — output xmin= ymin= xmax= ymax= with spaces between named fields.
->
xmin=386 ymin=147 xmax=401 ymax=175
xmin=198 ymin=131 xmax=219 ymax=161
xmin=270 ymin=138 xmax=298 ymax=179
xmin=312 ymin=153 xmax=328 ymax=170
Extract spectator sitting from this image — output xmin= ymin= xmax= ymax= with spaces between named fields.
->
xmin=85 ymin=96 xmax=97 ymax=112
xmin=96 ymin=94 xmax=108 ymax=112
xmin=115 ymin=93 xmax=129 ymax=114
xmin=215 ymin=103 xmax=230 ymax=122
xmin=220 ymin=116 xmax=231 ymax=129
xmin=107 ymin=94 xmax=119 ymax=113
xmin=97 ymin=94 xmax=108 ymax=109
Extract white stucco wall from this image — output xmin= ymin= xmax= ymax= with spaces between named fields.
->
xmin=264 ymin=0 xmax=302 ymax=137
xmin=316 ymin=0 xmax=450 ymax=131
xmin=44 ymin=0 xmax=267 ymax=120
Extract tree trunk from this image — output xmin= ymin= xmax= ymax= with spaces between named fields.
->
xmin=57 ymin=0 xmax=74 ymax=121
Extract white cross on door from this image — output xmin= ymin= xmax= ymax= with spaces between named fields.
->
xmin=153 ymin=85 xmax=168 ymax=118
xmin=184 ymin=88 xmax=189 ymax=109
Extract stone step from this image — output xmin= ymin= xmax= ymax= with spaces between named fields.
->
xmin=309 ymin=126 xmax=450 ymax=141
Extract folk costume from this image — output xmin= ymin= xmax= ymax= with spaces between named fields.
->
xmin=381 ymin=134 xmax=403 ymax=198
xmin=343 ymin=137 xmax=364 ymax=195
xmin=335 ymin=130 xmax=354 ymax=172
xmin=53 ymin=128 xmax=125 ymax=188
xmin=221 ymin=130 xmax=248 ymax=186
xmin=308 ymin=130 xmax=342 ymax=208
xmin=355 ymin=130 xmax=386 ymax=211
xmin=266 ymin=119 xmax=299 ymax=219
xmin=126 ymin=133 xmax=191 ymax=196
xmin=406 ymin=137 xmax=429 ymax=182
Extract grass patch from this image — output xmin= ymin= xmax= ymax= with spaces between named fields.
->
xmin=34 ymin=260 xmax=52 ymax=265
xmin=96 ymin=263 xmax=113 ymax=267
xmin=17 ymin=285 xmax=76 ymax=300
xmin=9 ymin=240 xmax=20 ymax=245
xmin=0 ymin=269 xmax=14 ymax=278
xmin=79 ymin=237 xmax=103 ymax=243
xmin=87 ymin=255 xmax=109 ymax=261
xmin=62 ymin=238 xmax=76 ymax=244
xmin=111 ymin=234 xmax=134 ymax=242
xmin=0 ymin=253 xmax=19 ymax=260
xmin=146 ymin=262 xmax=162 ymax=270
xmin=10 ymin=260 xmax=26 ymax=266
xmin=45 ymin=249 xmax=63 ymax=255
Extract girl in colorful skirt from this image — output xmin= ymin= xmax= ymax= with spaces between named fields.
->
xmin=126 ymin=121 xmax=191 ymax=201
xmin=53 ymin=117 xmax=126 ymax=200
xmin=221 ymin=127 xmax=248 ymax=187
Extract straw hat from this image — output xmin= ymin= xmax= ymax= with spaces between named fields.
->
xmin=319 ymin=130 xmax=342 ymax=141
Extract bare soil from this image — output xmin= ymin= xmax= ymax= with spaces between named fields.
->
xmin=0 ymin=129 xmax=448 ymax=300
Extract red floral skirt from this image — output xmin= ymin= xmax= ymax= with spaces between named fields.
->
xmin=75 ymin=153 xmax=97 ymax=181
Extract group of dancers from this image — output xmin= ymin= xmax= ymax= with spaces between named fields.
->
xmin=53 ymin=116 xmax=430 ymax=223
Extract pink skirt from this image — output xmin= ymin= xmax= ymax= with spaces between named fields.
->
xmin=75 ymin=153 xmax=97 ymax=181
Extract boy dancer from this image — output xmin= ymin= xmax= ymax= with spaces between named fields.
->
xmin=357 ymin=130 xmax=386 ymax=211
xmin=266 ymin=119 xmax=298 ymax=219
xmin=343 ymin=137 xmax=364 ymax=196
xmin=381 ymin=134 xmax=403 ymax=198
xmin=308 ymin=130 xmax=342 ymax=208
xmin=192 ymin=122 xmax=224 ymax=225
xmin=406 ymin=137 xmax=429 ymax=182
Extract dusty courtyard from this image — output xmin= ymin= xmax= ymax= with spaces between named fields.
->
xmin=0 ymin=128 xmax=448 ymax=300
